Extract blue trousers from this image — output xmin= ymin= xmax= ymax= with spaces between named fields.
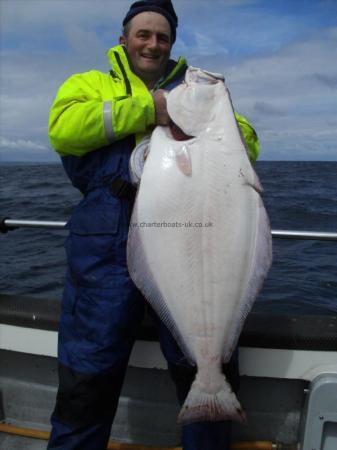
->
xmin=48 ymin=227 xmax=239 ymax=450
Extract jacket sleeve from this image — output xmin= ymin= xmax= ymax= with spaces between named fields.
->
xmin=235 ymin=113 xmax=259 ymax=162
xmin=49 ymin=71 xmax=155 ymax=156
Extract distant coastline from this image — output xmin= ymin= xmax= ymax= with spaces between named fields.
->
xmin=0 ymin=160 xmax=61 ymax=166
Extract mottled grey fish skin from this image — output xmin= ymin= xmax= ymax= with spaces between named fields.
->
xmin=127 ymin=67 xmax=272 ymax=424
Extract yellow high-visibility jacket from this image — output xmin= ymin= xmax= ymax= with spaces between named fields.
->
xmin=49 ymin=45 xmax=259 ymax=162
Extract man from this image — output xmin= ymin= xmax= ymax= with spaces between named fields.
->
xmin=48 ymin=1 xmax=259 ymax=449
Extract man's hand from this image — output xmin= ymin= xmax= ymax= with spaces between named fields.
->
xmin=152 ymin=89 xmax=170 ymax=126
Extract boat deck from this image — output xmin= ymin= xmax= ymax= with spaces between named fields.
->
xmin=1 ymin=294 xmax=337 ymax=448
xmin=0 ymin=433 xmax=46 ymax=450
xmin=0 ymin=347 xmax=307 ymax=448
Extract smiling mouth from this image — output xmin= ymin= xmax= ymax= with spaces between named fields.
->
xmin=141 ymin=54 xmax=160 ymax=60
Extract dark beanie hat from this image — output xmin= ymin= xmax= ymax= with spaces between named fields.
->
xmin=123 ymin=0 xmax=178 ymax=43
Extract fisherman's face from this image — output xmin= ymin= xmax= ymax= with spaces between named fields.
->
xmin=120 ymin=12 xmax=172 ymax=88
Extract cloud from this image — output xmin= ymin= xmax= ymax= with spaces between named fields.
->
xmin=0 ymin=137 xmax=48 ymax=152
xmin=0 ymin=137 xmax=56 ymax=163
xmin=0 ymin=0 xmax=127 ymax=31
xmin=254 ymin=101 xmax=286 ymax=117
xmin=194 ymin=32 xmax=229 ymax=57
xmin=64 ymin=24 xmax=105 ymax=59
xmin=312 ymin=73 xmax=337 ymax=89
xmin=208 ymin=26 xmax=337 ymax=160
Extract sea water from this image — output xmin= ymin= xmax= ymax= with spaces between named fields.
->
xmin=1 ymin=161 xmax=336 ymax=315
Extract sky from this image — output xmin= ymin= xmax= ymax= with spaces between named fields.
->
xmin=0 ymin=0 xmax=336 ymax=162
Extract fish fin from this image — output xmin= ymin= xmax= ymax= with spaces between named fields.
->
xmin=223 ymin=192 xmax=272 ymax=362
xmin=127 ymin=206 xmax=196 ymax=365
xmin=178 ymin=375 xmax=246 ymax=425
xmin=240 ymin=164 xmax=263 ymax=194
xmin=175 ymin=145 xmax=192 ymax=176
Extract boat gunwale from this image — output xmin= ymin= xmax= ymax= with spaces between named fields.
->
xmin=1 ymin=294 xmax=336 ymax=352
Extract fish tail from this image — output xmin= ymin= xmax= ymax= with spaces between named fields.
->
xmin=177 ymin=375 xmax=246 ymax=425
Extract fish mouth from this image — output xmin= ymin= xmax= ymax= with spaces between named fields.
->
xmin=169 ymin=121 xmax=194 ymax=141
xmin=186 ymin=67 xmax=225 ymax=85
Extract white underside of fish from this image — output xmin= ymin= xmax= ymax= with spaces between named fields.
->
xmin=127 ymin=67 xmax=272 ymax=424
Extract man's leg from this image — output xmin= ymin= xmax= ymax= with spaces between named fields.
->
xmin=152 ymin=310 xmax=240 ymax=450
xmin=48 ymin=273 xmax=145 ymax=450
xmin=167 ymin=360 xmax=238 ymax=450
xmin=48 ymin=420 xmax=112 ymax=450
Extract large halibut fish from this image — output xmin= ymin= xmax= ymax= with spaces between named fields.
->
xmin=127 ymin=67 xmax=272 ymax=424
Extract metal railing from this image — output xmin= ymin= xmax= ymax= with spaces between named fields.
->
xmin=1 ymin=218 xmax=337 ymax=241
xmin=1 ymin=219 xmax=66 ymax=230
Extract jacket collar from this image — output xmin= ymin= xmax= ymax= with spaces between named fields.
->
xmin=106 ymin=44 xmax=187 ymax=91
